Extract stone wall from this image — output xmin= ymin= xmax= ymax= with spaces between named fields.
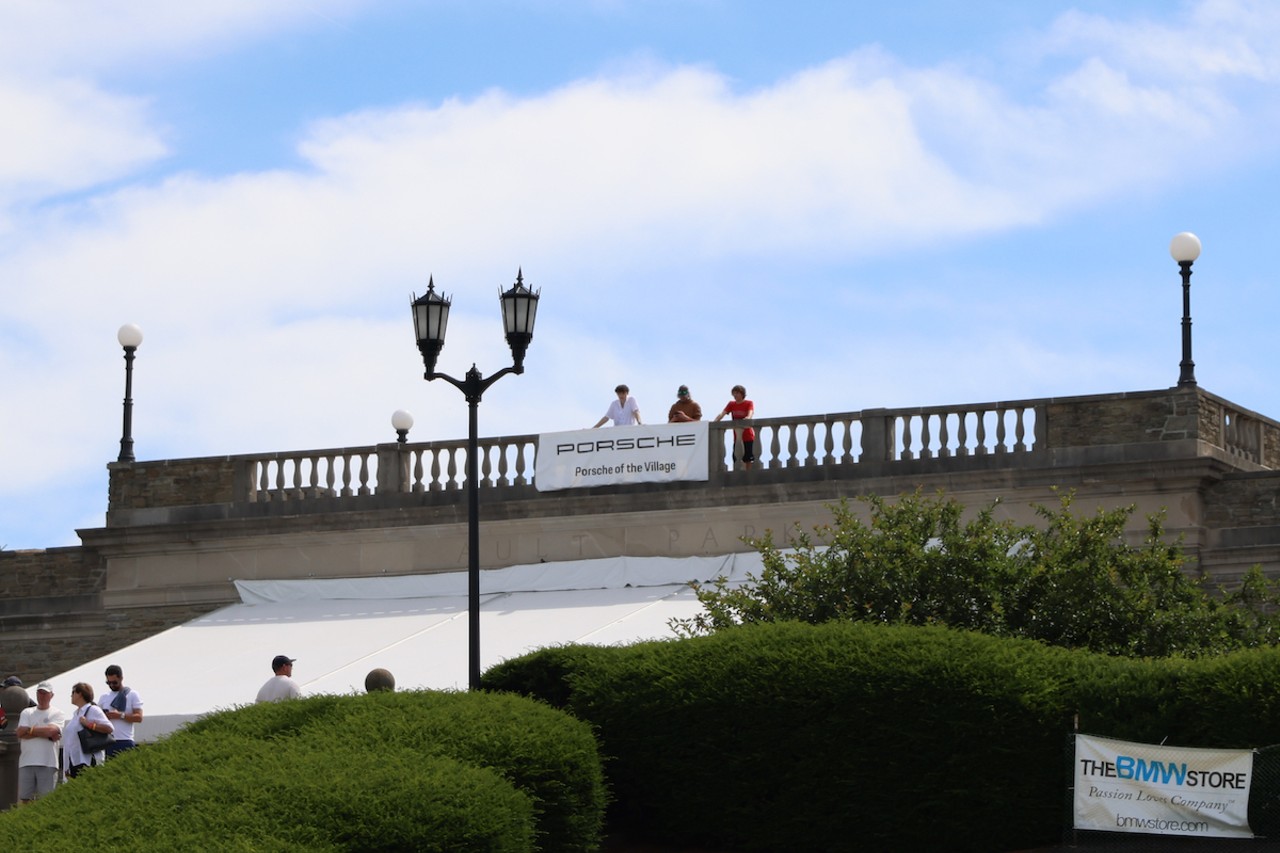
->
xmin=1044 ymin=389 xmax=1197 ymax=448
xmin=16 ymin=385 xmax=1280 ymax=690
xmin=0 ymin=546 xmax=104 ymax=598
xmin=108 ymin=457 xmax=238 ymax=513
xmin=0 ymin=547 xmax=105 ymax=685
xmin=1204 ymin=473 xmax=1280 ymax=530
xmin=0 ymin=545 xmax=224 ymax=685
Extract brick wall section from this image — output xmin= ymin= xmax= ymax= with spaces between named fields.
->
xmin=1045 ymin=389 xmax=1199 ymax=448
xmin=8 ymin=637 xmax=100 ymax=687
xmin=1268 ymin=424 xmax=1280 ymax=470
xmin=1 ymin=546 xmax=106 ymax=684
xmin=109 ymin=457 xmax=237 ymax=511
xmin=1 ymin=544 xmax=220 ymax=684
xmin=1204 ymin=474 xmax=1280 ymax=529
xmin=0 ymin=546 xmax=104 ymax=599
xmin=102 ymin=602 xmax=227 ymax=649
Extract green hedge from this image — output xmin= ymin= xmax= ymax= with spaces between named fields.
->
xmin=0 ymin=689 xmax=605 ymax=852
xmin=483 ymin=622 xmax=1280 ymax=852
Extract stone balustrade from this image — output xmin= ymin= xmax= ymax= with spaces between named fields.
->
xmin=105 ymin=386 xmax=1280 ymax=521
xmin=11 ymin=383 xmax=1280 ymax=687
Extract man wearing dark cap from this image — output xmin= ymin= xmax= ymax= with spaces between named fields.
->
xmin=667 ymin=385 xmax=702 ymax=423
xmin=101 ymin=664 xmax=143 ymax=757
xmin=256 ymin=655 xmax=302 ymax=703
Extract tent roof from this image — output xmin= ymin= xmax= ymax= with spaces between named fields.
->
xmin=47 ymin=554 xmax=760 ymax=740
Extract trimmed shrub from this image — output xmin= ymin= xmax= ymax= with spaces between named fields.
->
xmin=487 ymin=622 xmax=1280 ymax=852
xmin=0 ymin=689 xmax=604 ymax=852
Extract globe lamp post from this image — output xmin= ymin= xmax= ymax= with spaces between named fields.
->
xmin=1170 ymin=232 xmax=1202 ymax=388
xmin=116 ymin=323 xmax=144 ymax=463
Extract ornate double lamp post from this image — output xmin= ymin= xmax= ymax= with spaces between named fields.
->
xmin=116 ymin=324 xmax=144 ymax=463
xmin=1170 ymin=232 xmax=1202 ymax=388
xmin=411 ymin=270 xmax=540 ymax=690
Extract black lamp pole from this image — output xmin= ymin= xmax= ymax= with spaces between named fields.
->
xmin=116 ymin=324 xmax=144 ymax=463
xmin=1170 ymin=232 xmax=1202 ymax=388
xmin=411 ymin=270 xmax=540 ymax=690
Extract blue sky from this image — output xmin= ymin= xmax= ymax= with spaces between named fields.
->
xmin=3 ymin=0 xmax=1279 ymax=550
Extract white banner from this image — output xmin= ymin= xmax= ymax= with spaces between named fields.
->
xmin=535 ymin=422 xmax=708 ymax=492
xmin=1074 ymin=733 xmax=1254 ymax=839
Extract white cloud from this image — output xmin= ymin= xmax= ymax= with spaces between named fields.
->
xmin=0 ymin=0 xmax=370 ymax=75
xmin=0 ymin=75 xmax=165 ymax=215
xmin=4 ymin=1 xmax=1280 ymax=550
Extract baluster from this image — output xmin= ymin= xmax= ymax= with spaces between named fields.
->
xmin=412 ymin=449 xmax=425 ymax=493
xmin=324 ymin=455 xmax=336 ymax=495
xmin=786 ymin=425 xmax=799 ymax=468
xmin=919 ymin=416 xmax=933 ymax=459
xmin=842 ymin=418 xmax=855 ymax=464
xmin=768 ymin=426 xmax=781 ymax=470
xmin=975 ymin=411 xmax=988 ymax=456
xmin=805 ymin=423 xmax=817 ymax=466
xmin=995 ymin=408 xmax=1008 ymax=454
xmin=274 ymin=459 xmax=287 ymax=498
xmin=258 ymin=461 xmax=270 ymax=500
xmin=447 ymin=447 xmax=459 ymax=491
xmin=358 ymin=453 xmax=371 ymax=496
xmin=481 ymin=443 xmax=493 ymax=488
xmin=823 ymin=421 xmax=836 ymax=466
xmin=1014 ymin=409 xmax=1027 ymax=452
xmin=341 ymin=453 xmax=353 ymax=497
xmin=957 ymin=413 xmax=970 ymax=457
xmin=497 ymin=441 xmax=510 ymax=487
xmin=900 ymin=417 xmax=914 ymax=461
xmin=430 ymin=448 xmax=443 ymax=491
xmin=514 ymin=442 xmax=529 ymax=486
xmin=938 ymin=414 xmax=952 ymax=458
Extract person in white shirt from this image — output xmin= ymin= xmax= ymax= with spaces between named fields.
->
xmin=16 ymin=682 xmax=67 ymax=803
xmin=100 ymin=663 xmax=143 ymax=758
xmin=64 ymin=682 xmax=113 ymax=779
xmin=256 ymin=655 xmax=303 ymax=703
xmin=592 ymin=384 xmax=642 ymax=428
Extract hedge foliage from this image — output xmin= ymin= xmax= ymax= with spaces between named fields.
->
xmin=0 ymin=689 xmax=605 ymax=852
xmin=483 ymin=621 xmax=1280 ymax=852
xmin=677 ymin=491 xmax=1280 ymax=657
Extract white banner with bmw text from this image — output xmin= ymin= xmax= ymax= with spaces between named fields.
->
xmin=535 ymin=422 xmax=709 ymax=491
xmin=1074 ymin=733 xmax=1254 ymax=839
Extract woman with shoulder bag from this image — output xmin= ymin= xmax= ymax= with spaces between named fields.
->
xmin=64 ymin=682 xmax=113 ymax=778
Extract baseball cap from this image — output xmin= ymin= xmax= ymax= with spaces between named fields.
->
xmin=2 ymin=676 xmax=22 ymax=687
xmin=36 ymin=681 xmax=53 ymax=693
xmin=272 ymin=655 xmax=296 ymax=671
xmin=677 ymin=385 xmax=689 ymax=396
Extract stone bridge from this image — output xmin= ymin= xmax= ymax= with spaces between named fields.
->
xmin=5 ymin=384 xmax=1280 ymax=682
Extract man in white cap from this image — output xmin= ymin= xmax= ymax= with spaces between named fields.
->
xmin=256 ymin=655 xmax=302 ymax=703
xmin=16 ymin=682 xmax=67 ymax=804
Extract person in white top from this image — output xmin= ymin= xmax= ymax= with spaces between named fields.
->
xmin=64 ymin=681 xmax=113 ymax=779
xmin=256 ymin=655 xmax=303 ymax=703
xmin=592 ymin=384 xmax=642 ymax=428
xmin=16 ymin=681 xmax=67 ymax=803
xmin=100 ymin=663 xmax=143 ymax=758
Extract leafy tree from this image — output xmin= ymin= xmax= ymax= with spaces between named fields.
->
xmin=674 ymin=490 xmax=1280 ymax=657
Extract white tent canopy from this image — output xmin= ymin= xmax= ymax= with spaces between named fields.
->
xmin=47 ymin=554 xmax=761 ymax=740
